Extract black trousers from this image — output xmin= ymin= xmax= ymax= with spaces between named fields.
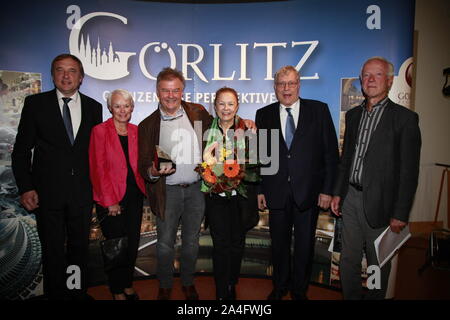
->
xmin=97 ymin=184 xmax=143 ymax=294
xmin=35 ymin=202 xmax=92 ymax=300
xmin=205 ymin=193 xmax=247 ymax=299
xmin=269 ymin=188 xmax=319 ymax=299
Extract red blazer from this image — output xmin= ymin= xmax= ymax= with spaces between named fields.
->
xmin=89 ymin=117 xmax=145 ymax=207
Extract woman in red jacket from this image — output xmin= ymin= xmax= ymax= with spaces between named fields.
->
xmin=89 ymin=89 xmax=146 ymax=300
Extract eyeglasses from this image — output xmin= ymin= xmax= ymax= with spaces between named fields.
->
xmin=160 ymin=88 xmax=182 ymax=95
xmin=275 ymin=81 xmax=299 ymax=88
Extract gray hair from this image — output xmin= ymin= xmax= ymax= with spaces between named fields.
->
xmin=107 ymin=89 xmax=134 ymax=108
xmin=361 ymin=56 xmax=395 ymax=77
xmin=274 ymin=65 xmax=300 ymax=84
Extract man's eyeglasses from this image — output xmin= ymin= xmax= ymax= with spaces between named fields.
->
xmin=275 ymin=81 xmax=299 ymax=88
xmin=160 ymin=88 xmax=182 ymax=94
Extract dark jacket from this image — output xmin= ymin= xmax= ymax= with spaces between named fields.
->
xmin=333 ymin=99 xmax=421 ymax=228
xmin=256 ymin=98 xmax=339 ymax=211
xmin=12 ymin=89 xmax=102 ymax=208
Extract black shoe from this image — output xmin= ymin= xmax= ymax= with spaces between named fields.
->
xmin=112 ymin=293 xmax=126 ymax=300
xmin=227 ymin=285 xmax=236 ymax=300
xmin=182 ymin=285 xmax=199 ymax=300
xmin=72 ymin=293 xmax=95 ymax=301
xmin=124 ymin=292 xmax=139 ymax=300
xmin=157 ymin=288 xmax=172 ymax=300
xmin=290 ymin=291 xmax=308 ymax=300
xmin=267 ymin=289 xmax=288 ymax=300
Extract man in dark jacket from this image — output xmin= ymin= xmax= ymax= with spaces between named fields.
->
xmin=12 ymin=53 xmax=102 ymax=299
xmin=331 ymin=56 xmax=421 ymax=299
xmin=256 ymin=65 xmax=339 ymax=300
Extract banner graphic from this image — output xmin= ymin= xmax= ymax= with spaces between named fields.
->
xmin=0 ymin=0 xmax=415 ymax=299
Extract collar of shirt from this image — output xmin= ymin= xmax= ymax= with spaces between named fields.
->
xmin=279 ymin=99 xmax=300 ymax=135
xmin=56 ymin=89 xmax=82 ymax=137
xmin=56 ymin=89 xmax=80 ymax=107
xmin=279 ymin=98 xmax=300 ymax=115
xmin=159 ymin=104 xmax=184 ymax=121
xmin=362 ymin=96 xmax=389 ymax=112
xmin=218 ymin=118 xmax=236 ymax=135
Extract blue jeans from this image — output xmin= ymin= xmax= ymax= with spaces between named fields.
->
xmin=156 ymin=181 xmax=205 ymax=288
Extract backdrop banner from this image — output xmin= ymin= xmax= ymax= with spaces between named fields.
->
xmin=0 ymin=0 xmax=415 ymax=299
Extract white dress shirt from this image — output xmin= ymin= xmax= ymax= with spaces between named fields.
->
xmin=56 ymin=89 xmax=82 ymax=138
xmin=279 ymin=98 xmax=300 ymax=139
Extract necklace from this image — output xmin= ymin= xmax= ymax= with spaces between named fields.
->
xmin=116 ymin=126 xmax=128 ymax=136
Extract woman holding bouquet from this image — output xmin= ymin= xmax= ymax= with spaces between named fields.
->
xmin=198 ymin=87 xmax=260 ymax=300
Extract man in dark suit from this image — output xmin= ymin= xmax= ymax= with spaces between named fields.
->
xmin=256 ymin=65 xmax=339 ymax=300
xmin=12 ymin=54 xmax=103 ymax=300
xmin=330 ymin=57 xmax=421 ymax=299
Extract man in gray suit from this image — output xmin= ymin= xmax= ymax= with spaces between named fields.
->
xmin=330 ymin=57 xmax=421 ymax=299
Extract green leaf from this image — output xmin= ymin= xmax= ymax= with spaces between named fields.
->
xmin=212 ymin=163 xmax=224 ymax=176
xmin=236 ymin=184 xmax=247 ymax=198
xmin=244 ymin=170 xmax=261 ymax=182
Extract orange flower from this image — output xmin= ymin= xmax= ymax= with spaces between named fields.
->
xmin=223 ymin=160 xmax=240 ymax=178
xmin=203 ymin=167 xmax=217 ymax=184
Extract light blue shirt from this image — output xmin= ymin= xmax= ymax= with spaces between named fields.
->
xmin=153 ymin=106 xmax=201 ymax=185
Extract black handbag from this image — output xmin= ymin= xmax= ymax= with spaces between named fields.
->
xmin=96 ymin=209 xmax=129 ymax=272
xmin=100 ymin=236 xmax=129 ymax=272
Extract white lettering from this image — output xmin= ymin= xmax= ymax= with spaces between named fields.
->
xmin=69 ymin=12 xmax=320 ymax=83
xmin=66 ymin=5 xmax=81 ymax=30
xmin=210 ymin=44 xmax=235 ymax=80
xmin=178 ymin=304 xmax=212 ymax=318
xmin=254 ymin=42 xmax=287 ymax=80
xmin=69 ymin=12 xmax=136 ymax=80
xmin=367 ymin=265 xmax=381 ymax=289
xmin=236 ymin=43 xmax=250 ymax=80
xmin=292 ymin=40 xmax=320 ymax=79
xmin=178 ymin=43 xmax=208 ymax=83
xmin=184 ymin=92 xmax=192 ymax=102
xmin=103 ymin=90 xmax=110 ymax=102
xmin=139 ymin=42 xmax=176 ymax=80
xmin=366 ymin=5 xmax=381 ymax=30
xmin=258 ymin=129 xmax=280 ymax=175
xmin=171 ymin=129 xmax=190 ymax=164
xmin=398 ymin=92 xmax=410 ymax=100
xmin=66 ymin=265 xmax=81 ymax=290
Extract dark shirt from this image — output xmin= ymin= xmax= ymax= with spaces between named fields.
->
xmin=119 ymin=134 xmax=139 ymax=191
xmin=350 ymin=97 xmax=388 ymax=185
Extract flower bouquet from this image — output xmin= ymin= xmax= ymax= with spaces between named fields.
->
xmin=195 ymin=116 xmax=260 ymax=198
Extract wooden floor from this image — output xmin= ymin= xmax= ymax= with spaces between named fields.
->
xmin=88 ymin=277 xmax=342 ymax=300
xmin=88 ymin=235 xmax=450 ymax=300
